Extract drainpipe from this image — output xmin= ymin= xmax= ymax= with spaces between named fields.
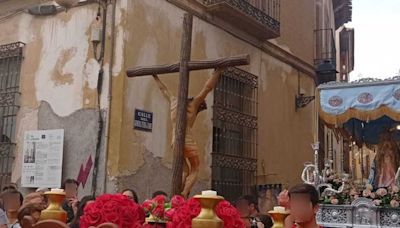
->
xmin=91 ymin=0 xmax=109 ymax=197
xmin=102 ymin=0 xmax=117 ymax=193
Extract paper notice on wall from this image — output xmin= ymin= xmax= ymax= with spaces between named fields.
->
xmin=21 ymin=129 xmax=64 ymax=188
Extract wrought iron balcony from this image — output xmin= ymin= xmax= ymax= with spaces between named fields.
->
xmin=203 ymin=0 xmax=280 ymax=40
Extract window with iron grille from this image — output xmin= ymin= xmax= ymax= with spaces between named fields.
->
xmin=212 ymin=67 xmax=258 ymax=202
xmin=0 ymin=42 xmax=24 ymax=190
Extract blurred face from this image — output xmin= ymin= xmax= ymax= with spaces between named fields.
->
xmin=3 ymin=192 xmax=21 ymax=212
xmin=123 ymin=191 xmax=134 ymax=200
xmin=289 ymin=194 xmax=318 ymax=224
xmin=65 ymin=183 xmax=78 ymax=199
xmin=86 ymin=200 xmax=95 ymax=207
xmin=236 ymin=199 xmax=255 ymax=218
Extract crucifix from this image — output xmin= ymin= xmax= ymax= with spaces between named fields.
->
xmin=126 ymin=13 xmax=250 ymax=197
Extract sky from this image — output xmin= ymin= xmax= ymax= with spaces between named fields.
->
xmin=348 ymin=0 xmax=400 ymax=81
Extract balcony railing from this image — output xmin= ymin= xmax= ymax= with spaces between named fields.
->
xmin=203 ymin=0 xmax=280 ymax=40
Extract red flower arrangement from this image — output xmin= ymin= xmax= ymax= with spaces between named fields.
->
xmin=216 ymin=201 xmax=246 ymax=228
xmin=166 ymin=195 xmax=245 ymax=228
xmin=80 ymin=194 xmax=145 ymax=228
xmin=142 ymin=195 xmax=170 ymax=223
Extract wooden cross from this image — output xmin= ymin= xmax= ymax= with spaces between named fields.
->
xmin=126 ymin=13 xmax=250 ymax=196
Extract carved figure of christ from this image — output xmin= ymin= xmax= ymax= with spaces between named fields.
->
xmin=152 ymin=69 xmax=223 ymax=197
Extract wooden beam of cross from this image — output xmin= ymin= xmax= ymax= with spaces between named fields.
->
xmin=126 ymin=54 xmax=250 ymax=77
xmin=126 ymin=14 xmax=250 ymax=196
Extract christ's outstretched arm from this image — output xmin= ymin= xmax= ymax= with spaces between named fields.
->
xmin=152 ymin=74 xmax=172 ymax=102
xmin=192 ymin=68 xmax=224 ymax=109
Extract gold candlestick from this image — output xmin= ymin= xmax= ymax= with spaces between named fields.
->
xmin=40 ymin=189 xmax=67 ymax=222
xmin=192 ymin=191 xmax=224 ymax=228
xmin=268 ymin=207 xmax=290 ymax=228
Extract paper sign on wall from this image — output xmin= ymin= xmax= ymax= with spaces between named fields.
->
xmin=21 ymin=129 xmax=64 ymax=188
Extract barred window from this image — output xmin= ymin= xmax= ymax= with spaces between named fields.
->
xmin=212 ymin=67 xmax=258 ymax=202
xmin=0 ymin=42 xmax=24 ymax=189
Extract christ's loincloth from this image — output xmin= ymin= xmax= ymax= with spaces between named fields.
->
xmin=172 ymin=128 xmax=199 ymax=158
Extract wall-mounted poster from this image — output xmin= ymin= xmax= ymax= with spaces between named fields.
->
xmin=21 ymin=129 xmax=64 ymax=188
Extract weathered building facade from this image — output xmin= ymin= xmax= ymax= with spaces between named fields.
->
xmin=0 ymin=0 xmax=352 ymax=202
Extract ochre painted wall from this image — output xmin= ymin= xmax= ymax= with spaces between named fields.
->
xmin=258 ymin=54 xmax=315 ymax=187
xmin=273 ymin=0 xmax=316 ymax=65
xmin=0 ymin=4 xmax=108 ymax=195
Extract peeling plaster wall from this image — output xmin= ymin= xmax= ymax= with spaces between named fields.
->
xmin=1 ymin=6 xmax=102 ymax=116
xmin=34 ymin=7 xmax=100 ymax=116
xmin=0 ymin=4 xmax=106 ymax=194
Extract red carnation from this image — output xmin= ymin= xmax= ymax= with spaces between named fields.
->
xmin=81 ymin=204 xmax=102 ymax=225
xmin=142 ymin=199 xmax=155 ymax=212
xmin=167 ymin=198 xmax=200 ymax=228
xmin=171 ymin=195 xmax=185 ymax=208
xmin=153 ymin=204 xmax=165 ymax=218
xmin=144 ymin=195 xmax=169 ymax=221
xmin=216 ymin=200 xmax=245 ymax=228
xmin=166 ymin=197 xmax=245 ymax=228
xmin=154 ymin=195 xmax=166 ymax=205
xmin=165 ymin=208 xmax=176 ymax=220
xmin=80 ymin=194 xmax=145 ymax=228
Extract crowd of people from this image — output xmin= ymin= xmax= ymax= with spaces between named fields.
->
xmin=0 ymin=180 xmax=322 ymax=228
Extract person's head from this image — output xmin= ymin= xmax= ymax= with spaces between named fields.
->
xmin=288 ymin=184 xmax=320 ymax=224
xmin=152 ymin=191 xmax=168 ymax=199
xmin=79 ymin=195 xmax=96 ymax=210
xmin=188 ymin=97 xmax=207 ymax=113
xmin=62 ymin=179 xmax=79 ymax=198
xmin=23 ymin=192 xmax=47 ymax=209
xmin=70 ymin=195 xmax=96 ymax=226
xmin=1 ymin=189 xmax=24 ymax=212
xmin=122 ymin=189 xmax=139 ymax=203
xmin=235 ymin=195 xmax=259 ymax=218
xmin=2 ymin=185 xmax=17 ymax=192
xmin=18 ymin=203 xmax=42 ymax=226
xmin=35 ymin=187 xmax=49 ymax=194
